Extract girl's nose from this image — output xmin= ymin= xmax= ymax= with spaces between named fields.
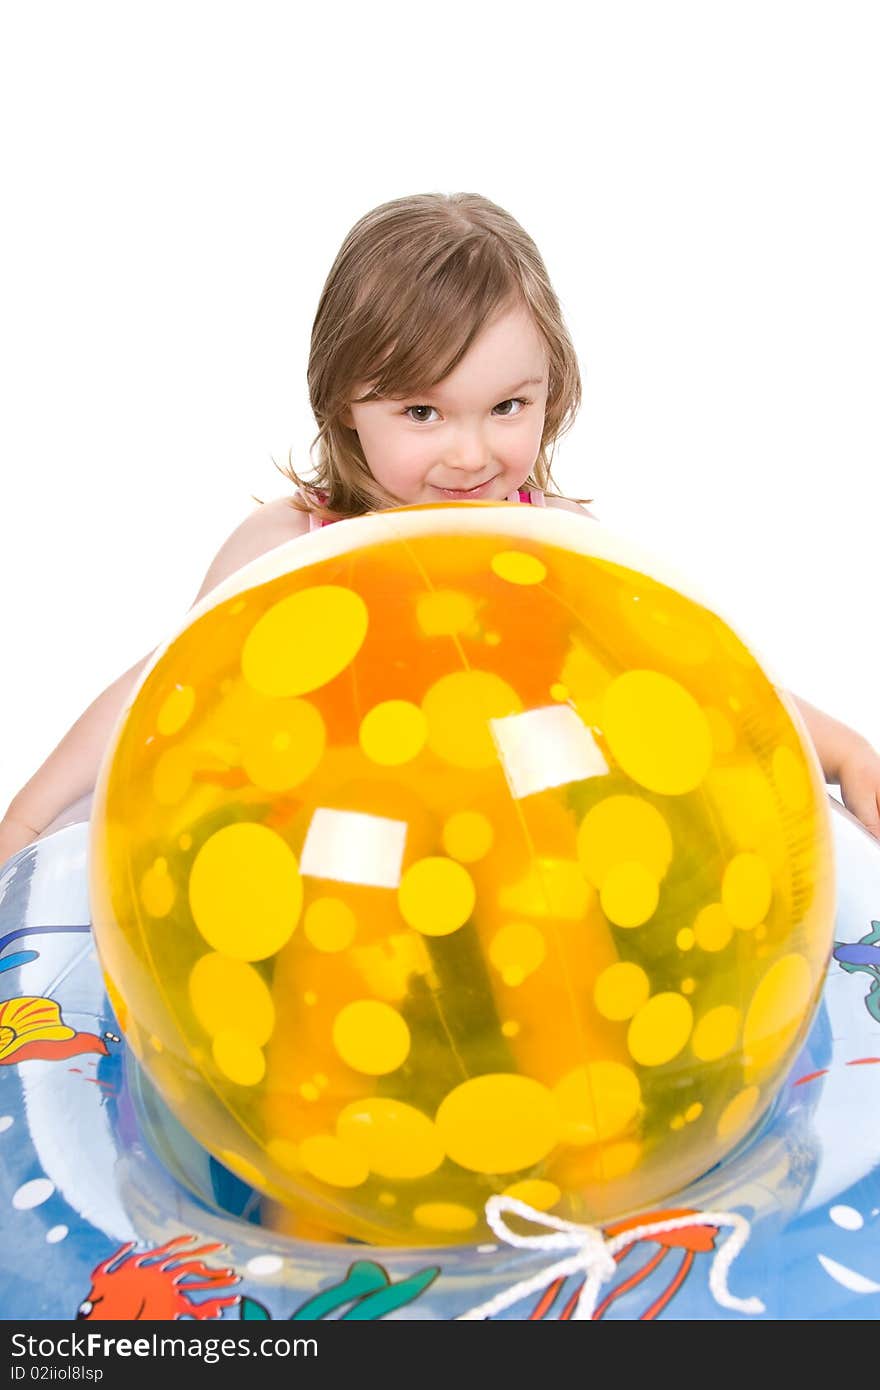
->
xmin=448 ymin=427 xmax=491 ymax=474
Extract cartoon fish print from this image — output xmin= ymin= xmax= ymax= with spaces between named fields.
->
xmin=0 ymin=995 xmax=109 ymax=1064
xmin=77 ymin=1236 xmax=240 ymax=1320
xmin=834 ymin=920 xmax=880 ymax=1023
xmin=525 ymin=1207 xmax=718 ymax=1320
xmin=239 ymin=1260 xmax=440 ymax=1320
xmin=0 ymin=923 xmax=91 ymax=976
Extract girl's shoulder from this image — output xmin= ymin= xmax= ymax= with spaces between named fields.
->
xmin=543 ymin=493 xmax=599 ymax=522
xmin=227 ymin=495 xmax=315 ymax=549
xmin=189 ymin=496 xmax=312 ymax=607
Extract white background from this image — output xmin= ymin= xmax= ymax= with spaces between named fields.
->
xmin=1 ymin=0 xmax=877 ymax=820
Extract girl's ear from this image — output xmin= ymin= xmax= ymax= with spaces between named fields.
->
xmin=340 ymin=406 xmax=355 ymax=429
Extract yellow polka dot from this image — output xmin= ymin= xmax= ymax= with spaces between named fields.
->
xmin=501 ymin=1020 xmax=520 ymax=1038
xmin=304 ymin=991 xmax=317 ymax=1006
xmin=299 ymin=1135 xmax=369 ymax=1188
xmin=579 ymin=1140 xmax=642 ymax=1180
xmin=315 ymin=1073 xmax=328 ymax=1088
xmin=398 ymin=858 xmax=475 ymax=936
xmin=717 ymin=1087 xmax=761 ymax=1142
xmin=267 ymin=1139 xmax=300 ymax=1172
xmin=189 ymin=824 xmax=302 ymax=960
xmin=219 ymin=1152 xmax=269 ymax=1189
xmin=148 ymin=1035 xmax=163 ymax=1053
xmin=685 ymin=1102 xmax=703 ymax=1123
xmin=722 ymin=853 xmax=773 ymax=930
xmin=490 ymin=923 xmax=546 ymax=986
xmin=241 ymin=699 xmax=326 ymax=791
xmin=359 ymin=700 xmax=427 ymax=766
xmin=743 ymin=954 xmax=812 ymax=1072
xmin=442 ymin=811 xmax=494 ymax=862
xmin=152 ymin=746 xmax=192 ymax=805
xmin=242 ymin=586 xmax=368 ymax=697
xmin=212 ymin=1032 xmax=265 ymax=1086
xmin=676 ymin=928 xmax=695 ymax=951
xmin=503 ymin=1180 xmax=561 ymax=1211
xmin=378 ymin=1192 xmax=397 ymax=1207
xmin=627 ymin=993 xmax=693 ymax=1067
xmin=414 ymin=1203 xmax=478 ymax=1233
xmin=600 ymin=862 xmax=660 ymax=928
xmin=550 ymin=683 xmax=570 ymax=702
xmin=422 ymin=670 xmax=522 ymax=769
xmin=435 ymin=1075 xmax=559 ymax=1174
xmin=500 ymin=860 xmax=593 ymax=920
xmin=576 ymin=795 xmax=674 ymax=889
xmin=179 ymin=833 xmax=192 ymax=852
xmin=416 ymin=590 xmax=476 ymax=636
xmin=140 ymin=859 xmax=175 ymax=918
xmin=304 ymin=898 xmax=357 ymax=953
xmin=485 ymin=631 xmax=501 ymax=646
xmin=156 ymin=684 xmax=196 ymax=736
xmin=491 ymin=550 xmax=547 ymax=585
xmin=670 ymin=1115 xmax=685 ymax=1131
xmin=602 ymin=671 xmax=713 ymax=795
xmin=680 ymin=978 xmax=696 ymax=995
xmin=300 ymin=1082 xmax=319 ymax=1101
xmin=189 ymin=954 xmax=275 ymax=1044
xmin=594 ymin=962 xmax=651 ymax=1021
xmin=692 ymin=1006 xmax=740 ymax=1062
xmin=553 ymin=1062 xmax=642 ymax=1145
xmin=332 ymin=1001 xmax=410 ymax=1075
xmin=772 ymin=745 xmax=811 ymax=812
xmin=337 ymin=1098 xmax=444 ymax=1179
xmin=694 ymin=903 xmax=734 ymax=952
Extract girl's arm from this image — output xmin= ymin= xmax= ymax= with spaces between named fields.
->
xmin=786 ymin=692 xmax=880 ymax=839
xmin=0 ymin=655 xmax=155 ymax=862
xmin=0 ymin=499 xmax=309 ymax=864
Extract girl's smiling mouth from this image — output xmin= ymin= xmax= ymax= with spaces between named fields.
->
xmin=431 ymin=477 xmax=499 ymax=499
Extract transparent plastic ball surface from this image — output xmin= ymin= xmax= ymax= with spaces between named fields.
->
xmin=89 ymin=503 xmax=834 ymax=1245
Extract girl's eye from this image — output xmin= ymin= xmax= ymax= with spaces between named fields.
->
xmin=493 ymin=397 xmax=528 ymax=417
xmin=403 ymin=398 xmax=529 ymax=424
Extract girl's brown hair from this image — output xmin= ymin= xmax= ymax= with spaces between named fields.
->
xmin=281 ymin=192 xmax=584 ymax=519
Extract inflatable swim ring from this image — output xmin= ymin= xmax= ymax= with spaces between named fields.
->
xmin=1 ymin=796 xmax=878 ymax=1320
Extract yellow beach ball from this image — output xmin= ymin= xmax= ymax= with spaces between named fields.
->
xmin=89 ymin=501 xmax=834 ymax=1245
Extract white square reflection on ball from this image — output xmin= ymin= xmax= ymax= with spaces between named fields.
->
xmin=489 ymin=705 xmax=608 ymax=799
xmin=300 ymin=808 xmax=408 ymax=888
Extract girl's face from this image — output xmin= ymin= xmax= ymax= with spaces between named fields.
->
xmin=341 ymin=301 xmax=550 ymax=504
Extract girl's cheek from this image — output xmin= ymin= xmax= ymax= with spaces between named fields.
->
xmin=402 ymin=441 xmax=432 ymax=467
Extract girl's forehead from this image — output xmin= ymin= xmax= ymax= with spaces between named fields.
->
xmin=356 ymin=363 xmax=547 ymax=407
xmin=354 ymin=307 xmax=549 ymax=403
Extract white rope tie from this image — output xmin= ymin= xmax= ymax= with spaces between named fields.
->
xmin=457 ymin=1196 xmax=765 ymax=1320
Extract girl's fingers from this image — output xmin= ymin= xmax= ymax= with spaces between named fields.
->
xmin=840 ymin=768 xmax=880 ymax=840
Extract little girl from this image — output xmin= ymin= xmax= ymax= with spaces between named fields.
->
xmin=1 ymin=191 xmax=878 ymax=862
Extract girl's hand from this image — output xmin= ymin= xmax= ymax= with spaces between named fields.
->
xmin=837 ymin=738 xmax=880 ymax=842
xmin=0 ymin=813 xmax=40 ymax=870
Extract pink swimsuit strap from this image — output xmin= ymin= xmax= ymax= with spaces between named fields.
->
xmin=307 ymin=486 xmax=544 ymax=529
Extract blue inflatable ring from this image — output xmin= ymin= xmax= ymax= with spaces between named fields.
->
xmin=1 ymin=799 xmax=878 ymax=1321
